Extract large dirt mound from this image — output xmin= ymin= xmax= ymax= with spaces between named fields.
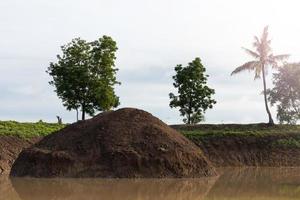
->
xmin=0 ymin=136 xmax=38 ymax=175
xmin=10 ymin=108 xmax=217 ymax=178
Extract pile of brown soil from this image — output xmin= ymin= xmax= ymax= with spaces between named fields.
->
xmin=10 ymin=108 xmax=217 ymax=178
xmin=0 ymin=136 xmax=38 ymax=175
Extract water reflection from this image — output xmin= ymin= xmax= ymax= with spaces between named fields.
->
xmin=1 ymin=168 xmax=300 ymax=200
xmin=7 ymin=177 xmax=216 ymax=200
xmin=206 ymin=167 xmax=300 ymax=200
xmin=0 ymin=176 xmax=20 ymax=200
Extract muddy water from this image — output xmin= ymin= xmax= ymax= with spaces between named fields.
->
xmin=1 ymin=168 xmax=300 ymax=200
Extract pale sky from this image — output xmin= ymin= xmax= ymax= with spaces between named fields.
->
xmin=1 ymin=0 xmax=300 ymax=124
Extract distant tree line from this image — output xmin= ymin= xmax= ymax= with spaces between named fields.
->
xmin=47 ymin=27 xmax=300 ymax=125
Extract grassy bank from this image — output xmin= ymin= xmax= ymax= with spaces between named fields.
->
xmin=0 ymin=121 xmax=65 ymax=138
xmin=173 ymin=123 xmax=300 ymax=167
xmin=2 ymin=121 xmax=300 ymax=144
xmin=173 ymin=123 xmax=300 ymax=137
xmin=172 ymin=123 xmax=300 ymax=148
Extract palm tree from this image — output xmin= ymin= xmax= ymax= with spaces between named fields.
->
xmin=231 ymin=26 xmax=289 ymax=125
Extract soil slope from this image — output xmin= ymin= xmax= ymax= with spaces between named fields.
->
xmin=10 ymin=108 xmax=217 ymax=178
xmin=175 ymin=124 xmax=300 ymax=167
xmin=0 ymin=136 xmax=38 ymax=175
xmin=192 ymin=134 xmax=300 ymax=167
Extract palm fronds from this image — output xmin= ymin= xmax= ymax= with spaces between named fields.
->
xmin=253 ymin=36 xmax=260 ymax=48
xmin=272 ymin=54 xmax=290 ymax=61
xmin=242 ymin=47 xmax=260 ymax=58
xmin=267 ymin=54 xmax=290 ymax=68
xmin=234 ymin=26 xmax=289 ymax=77
xmin=261 ymin=26 xmax=269 ymax=42
xmin=231 ymin=61 xmax=259 ymax=75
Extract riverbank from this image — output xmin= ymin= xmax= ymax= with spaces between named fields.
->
xmin=0 ymin=136 xmax=40 ymax=175
xmin=173 ymin=123 xmax=300 ymax=167
xmin=0 ymin=121 xmax=63 ymax=174
xmin=1 ymin=121 xmax=300 ymax=175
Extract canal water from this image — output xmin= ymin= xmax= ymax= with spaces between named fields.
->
xmin=1 ymin=167 xmax=300 ymax=200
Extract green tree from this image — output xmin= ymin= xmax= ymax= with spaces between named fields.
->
xmin=47 ymin=36 xmax=120 ymax=120
xmin=267 ymin=63 xmax=300 ymax=124
xmin=231 ymin=26 xmax=289 ymax=125
xmin=169 ymin=57 xmax=216 ymax=124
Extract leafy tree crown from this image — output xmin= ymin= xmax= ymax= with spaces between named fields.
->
xmin=267 ymin=63 xmax=300 ymax=124
xmin=169 ymin=57 xmax=216 ymax=124
xmin=47 ymin=36 xmax=120 ymax=120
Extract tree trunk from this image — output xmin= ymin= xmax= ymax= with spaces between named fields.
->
xmin=76 ymin=108 xmax=79 ymax=121
xmin=262 ymin=64 xmax=274 ymax=125
xmin=81 ymin=105 xmax=85 ymax=120
xmin=187 ymin=97 xmax=192 ymax=124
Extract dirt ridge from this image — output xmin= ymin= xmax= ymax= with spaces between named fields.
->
xmin=188 ymin=134 xmax=300 ymax=167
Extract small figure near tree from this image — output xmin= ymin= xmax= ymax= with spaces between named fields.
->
xmin=169 ymin=57 xmax=216 ymax=124
xmin=47 ymin=36 xmax=120 ymax=120
xmin=267 ymin=63 xmax=300 ymax=124
xmin=231 ymin=26 xmax=289 ymax=125
xmin=56 ymin=116 xmax=62 ymax=125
